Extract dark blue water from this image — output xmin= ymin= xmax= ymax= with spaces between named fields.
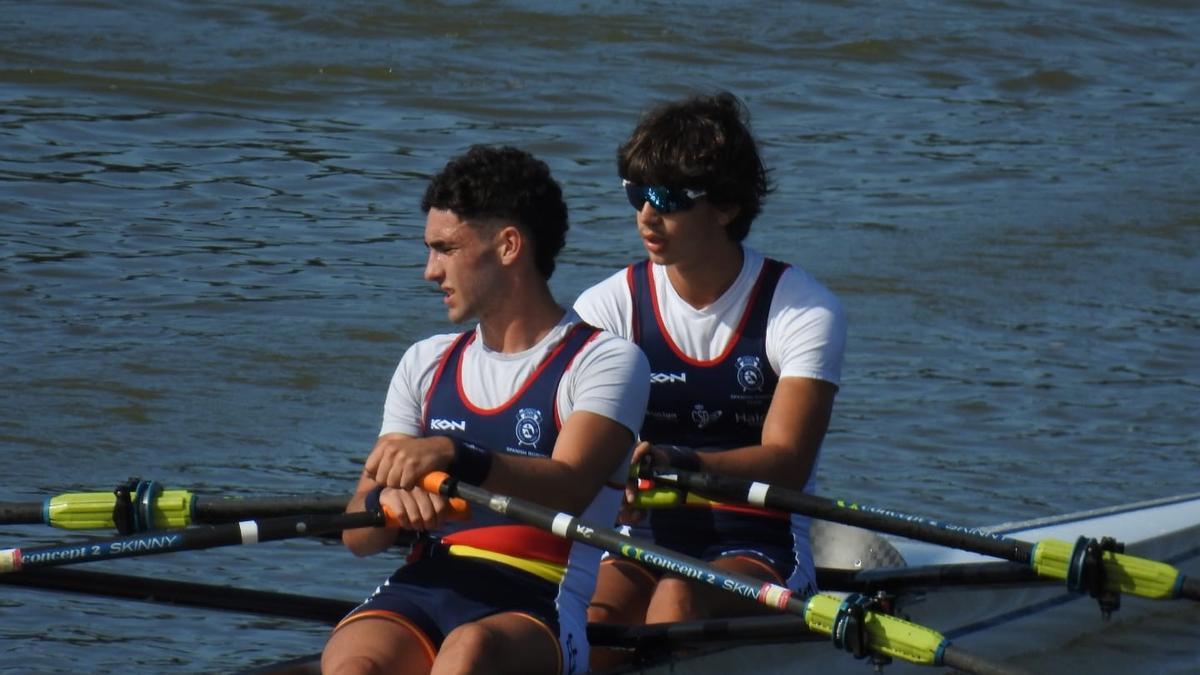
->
xmin=2 ymin=1 xmax=1197 ymax=672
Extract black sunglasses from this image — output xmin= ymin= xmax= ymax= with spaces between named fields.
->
xmin=623 ymin=179 xmax=706 ymax=214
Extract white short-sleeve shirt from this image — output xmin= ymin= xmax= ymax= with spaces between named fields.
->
xmin=380 ymin=310 xmax=650 ymax=447
xmin=573 ymin=247 xmax=845 ymax=386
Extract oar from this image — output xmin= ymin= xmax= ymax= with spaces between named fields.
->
xmin=1 ymin=509 xmax=391 ymax=573
xmin=643 ymin=468 xmax=1200 ymax=607
xmin=0 ymin=567 xmax=953 ymax=658
xmin=0 ymin=567 xmax=356 ymax=623
xmin=0 ymin=567 xmax=822 ymax=651
xmin=421 ymin=472 xmax=1029 ymax=675
xmin=0 ymin=479 xmax=353 ymax=531
xmin=0 ymin=477 xmax=472 ymax=533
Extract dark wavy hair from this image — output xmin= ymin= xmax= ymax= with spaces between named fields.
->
xmin=421 ymin=145 xmax=568 ymax=279
xmin=617 ymin=91 xmax=772 ymax=242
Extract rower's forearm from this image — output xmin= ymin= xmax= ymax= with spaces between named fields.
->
xmin=482 ymin=455 xmax=606 ymax=515
xmin=693 ymin=444 xmax=817 ymax=492
xmin=343 ymin=527 xmax=397 ymax=556
xmin=341 ymin=490 xmax=397 ymax=556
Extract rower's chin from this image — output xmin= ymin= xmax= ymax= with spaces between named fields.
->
xmin=642 ymin=244 xmax=671 ymax=265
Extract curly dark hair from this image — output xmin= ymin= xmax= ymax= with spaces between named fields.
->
xmin=421 ymin=145 xmax=568 ymax=279
xmin=617 ymin=91 xmax=772 ymax=242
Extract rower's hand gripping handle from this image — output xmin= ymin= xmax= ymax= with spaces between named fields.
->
xmin=376 ymin=473 xmax=470 ymax=527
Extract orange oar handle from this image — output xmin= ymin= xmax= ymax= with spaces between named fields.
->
xmin=377 ymin=472 xmax=470 ymax=527
xmin=422 ymin=471 xmax=471 ymax=518
xmin=421 ymin=471 xmax=453 ymax=496
xmin=422 ymin=470 xmax=468 ymax=511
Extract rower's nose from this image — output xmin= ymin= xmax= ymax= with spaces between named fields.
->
xmin=637 ymin=201 xmax=661 ymax=222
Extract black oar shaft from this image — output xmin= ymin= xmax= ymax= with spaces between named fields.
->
xmin=654 ymin=469 xmax=1197 ymax=605
xmin=0 ymin=568 xmax=356 ymax=623
xmin=0 ymin=493 xmax=352 ymax=527
xmin=655 ymin=470 xmax=1033 ymax=563
xmin=588 ymin=614 xmax=824 ymax=649
xmin=0 ymin=502 xmax=42 ymax=526
xmin=439 ymin=477 xmax=805 ymax=614
xmin=943 ymin=647 xmax=1025 ymax=675
xmin=849 ymin=561 xmax=1043 ymax=591
xmin=2 ymin=511 xmax=381 ymax=573
xmin=1183 ymin=577 xmax=1200 ymax=601
xmin=193 ymin=495 xmax=349 ymax=521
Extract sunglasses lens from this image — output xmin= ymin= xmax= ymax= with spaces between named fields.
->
xmin=624 ymin=184 xmax=694 ymax=213
xmin=625 ymin=183 xmax=648 ymax=211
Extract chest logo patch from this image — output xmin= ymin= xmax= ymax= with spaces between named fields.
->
xmin=515 ymin=408 xmax=544 ymax=447
xmin=736 ymin=355 xmax=765 ymax=392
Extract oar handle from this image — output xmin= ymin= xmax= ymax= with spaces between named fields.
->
xmin=409 ymin=474 xmax=470 ymax=518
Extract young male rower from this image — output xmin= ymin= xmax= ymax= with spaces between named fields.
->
xmin=575 ymin=92 xmax=846 ymax=666
xmin=321 ymin=145 xmax=650 ymax=675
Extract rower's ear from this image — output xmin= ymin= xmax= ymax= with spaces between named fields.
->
xmin=494 ymin=224 xmax=523 ymax=266
xmin=714 ymin=203 xmax=740 ymax=230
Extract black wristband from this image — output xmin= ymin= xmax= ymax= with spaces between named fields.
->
xmin=661 ymin=445 xmax=702 ymax=472
xmin=363 ymin=485 xmax=385 ymax=514
xmin=447 ymin=438 xmax=493 ymax=486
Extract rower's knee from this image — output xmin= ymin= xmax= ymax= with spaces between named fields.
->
xmin=436 ymin=622 xmax=504 ymax=672
xmin=321 ymin=653 xmax=383 ymax=675
xmin=588 ymin=559 xmax=655 ymax=625
xmin=587 ymin=599 xmax=621 ymax=624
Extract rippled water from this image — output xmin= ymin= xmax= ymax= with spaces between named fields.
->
xmin=1 ymin=1 xmax=1197 ymax=672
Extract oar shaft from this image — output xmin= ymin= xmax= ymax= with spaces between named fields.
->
xmin=426 ymin=474 xmax=801 ymax=612
xmin=2 ymin=488 xmax=468 ymax=532
xmin=943 ymin=647 xmax=1026 ymax=675
xmin=654 ymin=469 xmax=1194 ymax=604
xmin=652 ymin=470 xmax=1033 ymax=562
xmin=1183 ymin=577 xmax=1200 ymax=601
xmin=1 ymin=511 xmax=382 ymax=573
xmin=0 ymin=502 xmax=42 ymax=526
xmin=0 ymin=491 xmax=353 ymax=530
xmin=0 ymin=567 xmax=355 ymax=623
xmin=193 ymin=495 xmax=350 ymax=521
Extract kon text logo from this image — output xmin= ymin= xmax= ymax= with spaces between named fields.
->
xmin=429 ymin=418 xmax=467 ymax=432
xmin=651 ymin=372 xmax=686 ymax=385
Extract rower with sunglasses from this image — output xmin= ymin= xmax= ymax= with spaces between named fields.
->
xmin=574 ymin=92 xmax=846 ymax=666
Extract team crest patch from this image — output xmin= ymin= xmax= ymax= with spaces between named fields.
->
xmin=515 ymin=408 xmax=543 ymax=447
xmin=735 ymin=355 xmax=765 ymax=392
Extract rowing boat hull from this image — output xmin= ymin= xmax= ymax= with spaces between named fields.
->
xmin=612 ymin=492 xmax=1200 ymax=674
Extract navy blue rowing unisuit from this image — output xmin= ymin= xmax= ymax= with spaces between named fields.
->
xmin=627 ymin=258 xmax=814 ymax=593
xmin=337 ymin=322 xmax=606 ymax=675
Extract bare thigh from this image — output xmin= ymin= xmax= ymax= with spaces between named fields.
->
xmin=321 ymin=614 xmax=436 ymax=675
xmin=586 ymin=558 xmax=659 ymax=670
xmin=587 ymin=558 xmax=658 ymax=625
